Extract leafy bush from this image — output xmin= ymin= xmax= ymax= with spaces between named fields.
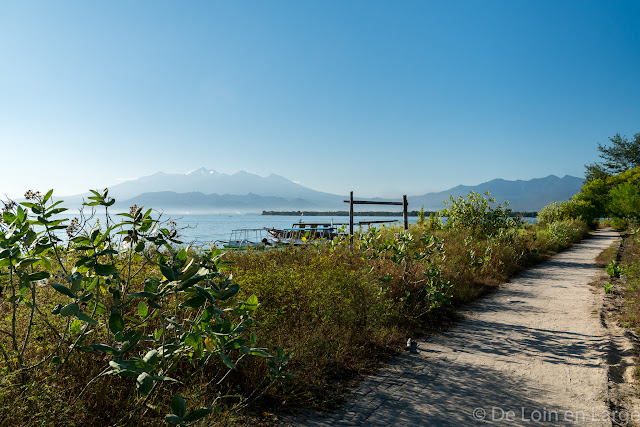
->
xmin=440 ymin=191 xmax=519 ymax=237
xmin=0 ymin=190 xmax=288 ymax=425
xmin=537 ymin=198 xmax=597 ymax=228
xmin=576 ymin=165 xmax=640 ymax=221
xmin=609 ymin=183 xmax=640 ymax=220
xmin=606 ymin=260 xmax=621 ymax=278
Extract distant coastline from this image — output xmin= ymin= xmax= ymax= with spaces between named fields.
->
xmin=262 ymin=210 xmax=539 ymax=217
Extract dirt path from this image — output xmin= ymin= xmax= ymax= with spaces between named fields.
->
xmin=285 ymin=229 xmax=630 ymax=426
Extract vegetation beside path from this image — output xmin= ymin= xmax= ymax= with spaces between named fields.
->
xmin=0 ymin=188 xmax=591 ymax=426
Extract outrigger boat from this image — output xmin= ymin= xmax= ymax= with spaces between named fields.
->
xmin=266 ymin=223 xmax=340 ymax=245
xmin=265 ymin=219 xmax=398 ymax=246
xmin=217 ymin=228 xmax=272 ymax=249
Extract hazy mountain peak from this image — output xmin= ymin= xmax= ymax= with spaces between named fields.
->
xmin=186 ymin=167 xmax=217 ymax=176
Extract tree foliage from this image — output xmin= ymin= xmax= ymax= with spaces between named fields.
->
xmin=585 ymin=132 xmax=640 ymax=182
xmin=575 ymin=166 xmax=640 ymax=221
xmin=537 ymin=198 xmax=597 ymax=228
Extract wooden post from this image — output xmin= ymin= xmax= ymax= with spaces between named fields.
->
xmin=349 ymin=191 xmax=354 ymax=244
xmin=403 ymin=195 xmax=408 ymax=230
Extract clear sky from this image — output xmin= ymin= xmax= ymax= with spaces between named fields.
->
xmin=2 ymin=0 xmax=639 ymax=199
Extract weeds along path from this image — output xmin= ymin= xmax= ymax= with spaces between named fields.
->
xmin=285 ymin=229 xmax=621 ymax=426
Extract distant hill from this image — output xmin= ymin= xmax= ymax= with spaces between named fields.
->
xmin=61 ymin=169 xmax=584 ymax=213
xmin=104 ymin=167 xmax=341 ymax=203
xmin=408 ymin=175 xmax=584 ymax=211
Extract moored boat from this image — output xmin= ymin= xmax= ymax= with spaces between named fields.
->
xmin=217 ymin=228 xmax=271 ymax=249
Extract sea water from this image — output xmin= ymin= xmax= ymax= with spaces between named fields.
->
xmin=172 ymin=214 xmax=415 ymax=246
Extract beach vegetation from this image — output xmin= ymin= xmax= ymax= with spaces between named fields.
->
xmin=0 ymin=189 xmax=590 ymax=425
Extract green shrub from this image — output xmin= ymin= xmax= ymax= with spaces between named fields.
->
xmin=537 ymin=199 xmax=597 ymax=228
xmin=440 ymin=191 xmax=519 ymax=237
xmin=0 ymin=190 xmax=287 ymax=426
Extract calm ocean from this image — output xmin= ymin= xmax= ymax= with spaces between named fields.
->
xmin=172 ymin=214 xmax=415 ymax=246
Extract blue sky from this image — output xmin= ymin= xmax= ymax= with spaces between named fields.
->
xmin=2 ymin=1 xmax=639 ymax=199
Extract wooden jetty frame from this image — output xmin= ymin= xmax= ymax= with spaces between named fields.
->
xmin=344 ymin=191 xmax=408 ymax=243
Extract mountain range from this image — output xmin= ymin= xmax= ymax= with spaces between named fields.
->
xmin=66 ymin=168 xmax=584 ymax=213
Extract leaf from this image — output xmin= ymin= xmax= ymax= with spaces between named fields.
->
xmin=75 ymin=311 xmax=99 ymax=325
xmin=70 ymin=235 xmax=91 ymax=244
xmin=210 ymin=284 xmax=240 ymax=300
xmin=171 ymin=394 xmax=187 ymax=418
xmin=90 ymin=300 xmax=107 ymax=314
xmin=109 ymin=359 xmax=151 ymax=375
xmin=165 ymin=414 xmax=183 ymax=425
xmin=142 ymin=349 xmax=159 ymax=364
xmin=25 ymin=271 xmax=49 ymax=281
xmin=51 ymin=283 xmax=76 ymax=299
xmin=144 ymin=278 xmax=158 ymax=293
xmin=43 ymin=189 xmax=54 ymax=203
xmin=180 ymin=294 xmax=206 ymax=309
xmin=248 ymin=349 xmax=271 ymax=357
xmin=86 ymin=277 xmax=99 ymax=292
xmin=160 ymin=264 xmax=178 ymax=282
xmin=80 ymin=293 xmax=96 ymax=303
xmin=109 ymin=312 xmax=125 ymax=334
xmin=60 ymin=302 xmax=79 ymax=317
xmin=184 ymin=333 xmax=203 ymax=352
xmin=70 ymin=273 xmax=84 ymax=294
xmin=183 ymin=407 xmax=212 ymax=423
xmin=120 ymin=330 xmax=143 ymax=354
xmin=224 ymin=338 xmax=245 ymax=351
xmin=246 ymin=294 xmax=259 ymax=306
xmin=137 ymin=301 xmax=148 ymax=318
xmin=95 ymin=263 xmax=119 ymax=277
xmin=202 ymin=306 xmax=216 ymax=322
xmin=136 ymin=372 xmax=154 ymax=395
xmin=177 ymin=247 xmax=188 ymax=262
xmin=194 ymin=285 xmax=214 ymax=303
xmin=39 ymin=257 xmax=52 ymax=271
xmin=90 ymin=344 xmax=119 ymax=355
xmin=218 ymin=352 xmax=236 ymax=370
xmin=16 ymin=258 xmax=41 ymax=270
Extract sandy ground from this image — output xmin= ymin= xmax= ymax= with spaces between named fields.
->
xmin=282 ymin=229 xmax=640 ymax=426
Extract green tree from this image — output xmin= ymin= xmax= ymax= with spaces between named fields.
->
xmin=575 ymin=166 xmax=640 ymax=220
xmin=608 ymin=183 xmax=640 ymax=220
xmin=585 ymin=132 xmax=640 ymax=182
xmin=537 ymin=198 xmax=597 ymax=228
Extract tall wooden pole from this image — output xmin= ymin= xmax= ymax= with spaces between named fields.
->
xmin=403 ymin=195 xmax=408 ymax=231
xmin=349 ymin=191 xmax=354 ymax=244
